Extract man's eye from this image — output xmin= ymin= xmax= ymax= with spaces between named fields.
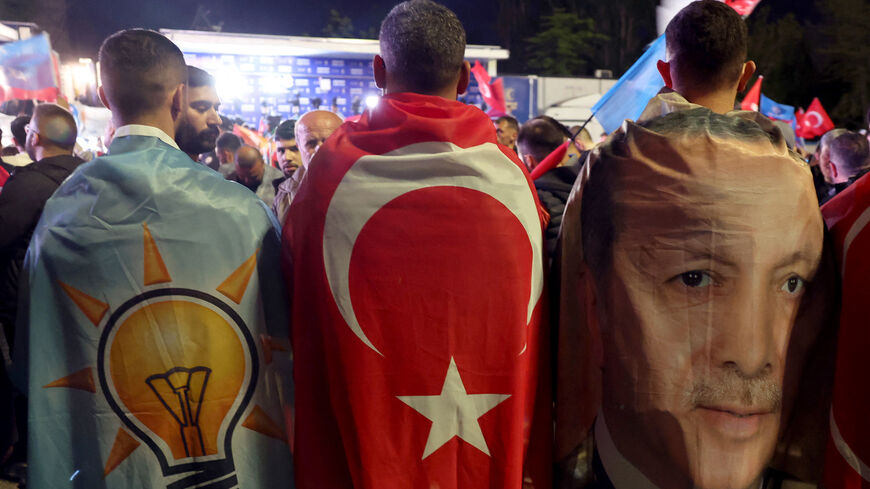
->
xmin=781 ymin=276 xmax=805 ymax=294
xmin=679 ymin=271 xmax=712 ymax=288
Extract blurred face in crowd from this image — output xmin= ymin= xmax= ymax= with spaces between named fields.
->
xmin=496 ymin=119 xmax=517 ymax=148
xmin=592 ymin=132 xmax=824 ymax=489
xmin=275 ymin=137 xmax=301 ymax=177
xmin=296 ymin=110 xmax=342 ymax=167
xmin=234 ymin=145 xmax=265 ymax=189
xmin=176 ymin=85 xmax=222 ymax=156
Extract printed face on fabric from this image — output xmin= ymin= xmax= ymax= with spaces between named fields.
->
xmin=176 ymin=85 xmax=222 ymax=155
xmin=587 ymin=118 xmax=825 ymax=489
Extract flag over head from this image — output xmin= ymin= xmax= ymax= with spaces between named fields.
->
xmin=760 ymin=93 xmax=795 ymax=122
xmin=592 ymin=34 xmax=667 ymax=134
xmin=284 ymin=92 xmax=551 ymax=488
xmin=0 ymin=34 xmax=59 ymax=102
xmin=796 ymin=97 xmax=835 ymax=139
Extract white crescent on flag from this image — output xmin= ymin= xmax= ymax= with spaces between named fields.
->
xmin=322 ymin=141 xmax=544 ymax=355
xmin=805 ymin=111 xmax=823 ymax=128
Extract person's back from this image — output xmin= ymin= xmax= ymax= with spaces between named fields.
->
xmin=14 ymin=29 xmax=293 ymax=488
xmin=284 ymin=2 xmax=550 ymax=487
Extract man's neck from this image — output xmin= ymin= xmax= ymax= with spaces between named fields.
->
xmin=677 ymin=88 xmax=737 ymax=115
xmin=114 ymin=113 xmax=176 ymax=140
xmin=35 ymin=149 xmax=72 ymax=162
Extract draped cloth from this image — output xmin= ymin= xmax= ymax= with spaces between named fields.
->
xmin=283 ymin=92 xmax=551 ymax=489
xmin=15 ymin=130 xmax=294 ymax=488
xmin=554 ymin=95 xmax=836 ymax=487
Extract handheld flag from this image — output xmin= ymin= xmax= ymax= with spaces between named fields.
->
xmin=529 ymin=140 xmax=570 ymax=180
xmin=796 ymin=97 xmax=835 ymax=139
xmin=759 ymin=93 xmax=795 ymax=122
xmin=0 ymin=34 xmax=59 ymax=102
xmin=470 ymin=60 xmax=508 ymax=117
xmin=724 ymin=0 xmax=763 ymax=16
xmin=741 ymin=76 xmax=763 ymax=111
xmin=591 ymin=34 xmax=667 ymax=135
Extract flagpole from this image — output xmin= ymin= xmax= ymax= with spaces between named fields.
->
xmin=570 ymin=113 xmax=595 ymax=141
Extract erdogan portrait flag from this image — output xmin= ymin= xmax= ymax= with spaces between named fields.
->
xmin=283 ymin=92 xmax=550 ymax=489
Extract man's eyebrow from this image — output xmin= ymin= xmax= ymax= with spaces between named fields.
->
xmin=772 ymin=250 xmax=817 ymax=271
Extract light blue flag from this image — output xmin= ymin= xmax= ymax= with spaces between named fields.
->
xmin=592 ymin=34 xmax=667 ymax=134
xmin=760 ymin=93 xmax=795 ymax=122
xmin=14 ymin=132 xmax=294 ymax=488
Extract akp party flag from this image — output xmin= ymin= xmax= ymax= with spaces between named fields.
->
xmin=0 ymin=34 xmax=59 ymax=102
xmin=14 ymin=129 xmax=294 ymax=488
xmin=592 ymin=34 xmax=667 ymax=134
xmin=741 ymin=75 xmax=763 ymax=111
xmin=796 ymin=97 xmax=835 ymax=139
xmin=284 ymin=92 xmax=551 ymax=489
xmin=760 ymin=93 xmax=795 ymax=122
xmin=470 ymin=60 xmax=508 ymax=116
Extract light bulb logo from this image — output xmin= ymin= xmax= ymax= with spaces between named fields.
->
xmin=41 ymin=224 xmax=291 ymax=487
xmin=97 ymin=289 xmax=258 ymax=486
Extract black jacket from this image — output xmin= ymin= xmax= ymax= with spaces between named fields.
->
xmin=534 ymin=153 xmax=585 ymax=260
xmin=0 ymin=154 xmax=84 ymax=340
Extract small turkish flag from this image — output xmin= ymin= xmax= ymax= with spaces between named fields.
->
xmin=724 ymin=0 xmax=763 ymax=16
xmin=470 ymin=60 xmax=508 ymax=117
xmin=797 ymin=97 xmax=835 ymax=139
xmin=741 ymin=75 xmax=763 ymax=112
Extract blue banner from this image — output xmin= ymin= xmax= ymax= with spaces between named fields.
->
xmin=760 ymin=93 xmax=795 ymax=122
xmin=0 ymin=34 xmax=57 ymax=101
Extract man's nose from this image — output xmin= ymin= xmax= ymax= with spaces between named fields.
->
xmin=709 ymin=281 xmax=777 ymax=378
xmin=209 ymin=110 xmax=222 ymax=127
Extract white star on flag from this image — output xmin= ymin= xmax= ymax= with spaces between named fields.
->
xmin=397 ymin=357 xmax=510 ymax=460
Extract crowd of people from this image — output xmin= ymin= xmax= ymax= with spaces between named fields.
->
xmin=1 ymin=0 xmax=869 ymax=488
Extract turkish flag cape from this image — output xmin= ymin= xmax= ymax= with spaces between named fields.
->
xmin=822 ymin=178 xmax=870 ymax=488
xmin=797 ymin=97 xmax=835 ymax=139
xmin=741 ymin=75 xmax=763 ymax=111
xmin=283 ymin=92 xmax=551 ymax=489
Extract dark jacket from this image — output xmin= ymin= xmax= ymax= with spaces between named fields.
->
xmin=534 ymin=152 xmax=585 ymax=260
xmin=0 ymin=154 xmax=84 ymax=337
xmin=819 ymin=168 xmax=870 ymax=206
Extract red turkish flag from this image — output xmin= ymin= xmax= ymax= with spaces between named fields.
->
xmin=741 ymin=75 xmax=763 ymax=111
xmin=822 ymin=176 xmax=870 ymax=488
xmin=797 ymin=97 xmax=835 ymax=139
xmin=0 ymin=166 xmax=8 ymax=187
xmin=725 ymin=0 xmax=763 ymax=16
xmin=470 ymin=60 xmax=508 ymax=117
xmin=284 ymin=92 xmax=551 ymax=489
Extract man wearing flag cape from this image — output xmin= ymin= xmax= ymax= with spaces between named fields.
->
xmin=283 ymin=1 xmax=551 ymax=487
xmin=13 ymin=29 xmax=294 ymax=488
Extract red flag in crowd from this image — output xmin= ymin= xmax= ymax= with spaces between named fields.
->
xmin=0 ymin=166 xmax=8 ymax=188
xmin=529 ymin=140 xmax=570 ymax=179
xmin=470 ymin=60 xmax=508 ymax=117
xmin=821 ymin=178 xmax=870 ymax=489
xmin=724 ymin=0 xmax=763 ymax=16
xmin=284 ymin=92 xmax=551 ymax=488
xmin=233 ymin=123 xmax=265 ymax=148
xmin=796 ymin=97 xmax=835 ymax=139
xmin=741 ymin=75 xmax=763 ymax=111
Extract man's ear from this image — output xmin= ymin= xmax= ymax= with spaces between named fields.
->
xmin=657 ymin=60 xmax=674 ymax=89
xmin=98 ymin=85 xmax=111 ymax=110
xmin=170 ymin=83 xmax=185 ymax=123
xmin=737 ymin=60 xmax=757 ymax=92
xmin=456 ymin=60 xmax=471 ymax=96
xmin=831 ymin=162 xmax=840 ymax=180
xmin=523 ymin=154 xmax=538 ymax=171
xmin=373 ymin=55 xmax=387 ymax=90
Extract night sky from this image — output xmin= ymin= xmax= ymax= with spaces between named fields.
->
xmin=62 ymin=0 xmax=501 ymax=58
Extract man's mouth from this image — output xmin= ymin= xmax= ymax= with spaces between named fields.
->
xmin=695 ymin=405 xmax=776 ymax=439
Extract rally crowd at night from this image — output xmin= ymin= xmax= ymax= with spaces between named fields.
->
xmin=1 ymin=0 xmax=870 ymax=488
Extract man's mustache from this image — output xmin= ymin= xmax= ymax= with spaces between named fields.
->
xmin=689 ymin=372 xmax=782 ymax=413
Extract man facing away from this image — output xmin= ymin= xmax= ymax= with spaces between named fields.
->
xmin=655 ymin=0 xmax=756 ymax=114
xmin=284 ymin=1 xmax=551 ymax=487
xmin=13 ymin=29 xmax=293 ymax=488
xmin=818 ymin=130 xmax=870 ymax=204
xmin=228 ymin=144 xmax=283 ymax=207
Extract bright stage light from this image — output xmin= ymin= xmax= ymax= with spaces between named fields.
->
xmin=216 ymin=72 xmax=250 ymax=100
xmin=365 ymin=95 xmax=379 ymax=109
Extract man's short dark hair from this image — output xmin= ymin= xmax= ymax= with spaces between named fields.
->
xmin=216 ymin=132 xmax=242 ymax=153
xmin=10 ymin=116 xmax=29 ymax=146
xmin=33 ymin=104 xmax=78 ymax=151
xmin=188 ymin=66 xmax=215 ymax=89
xmin=665 ymin=0 xmax=748 ymax=90
xmin=98 ymin=29 xmax=187 ymax=122
xmin=275 ymin=120 xmax=296 ymax=140
xmin=379 ymin=0 xmax=466 ymax=94
xmin=830 ymin=131 xmax=870 ymax=176
xmin=581 ymin=109 xmax=780 ymax=280
xmin=496 ymin=115 xmax=518 ymax=132
xmin=517 ymin=117 xmax=566 ymax=162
